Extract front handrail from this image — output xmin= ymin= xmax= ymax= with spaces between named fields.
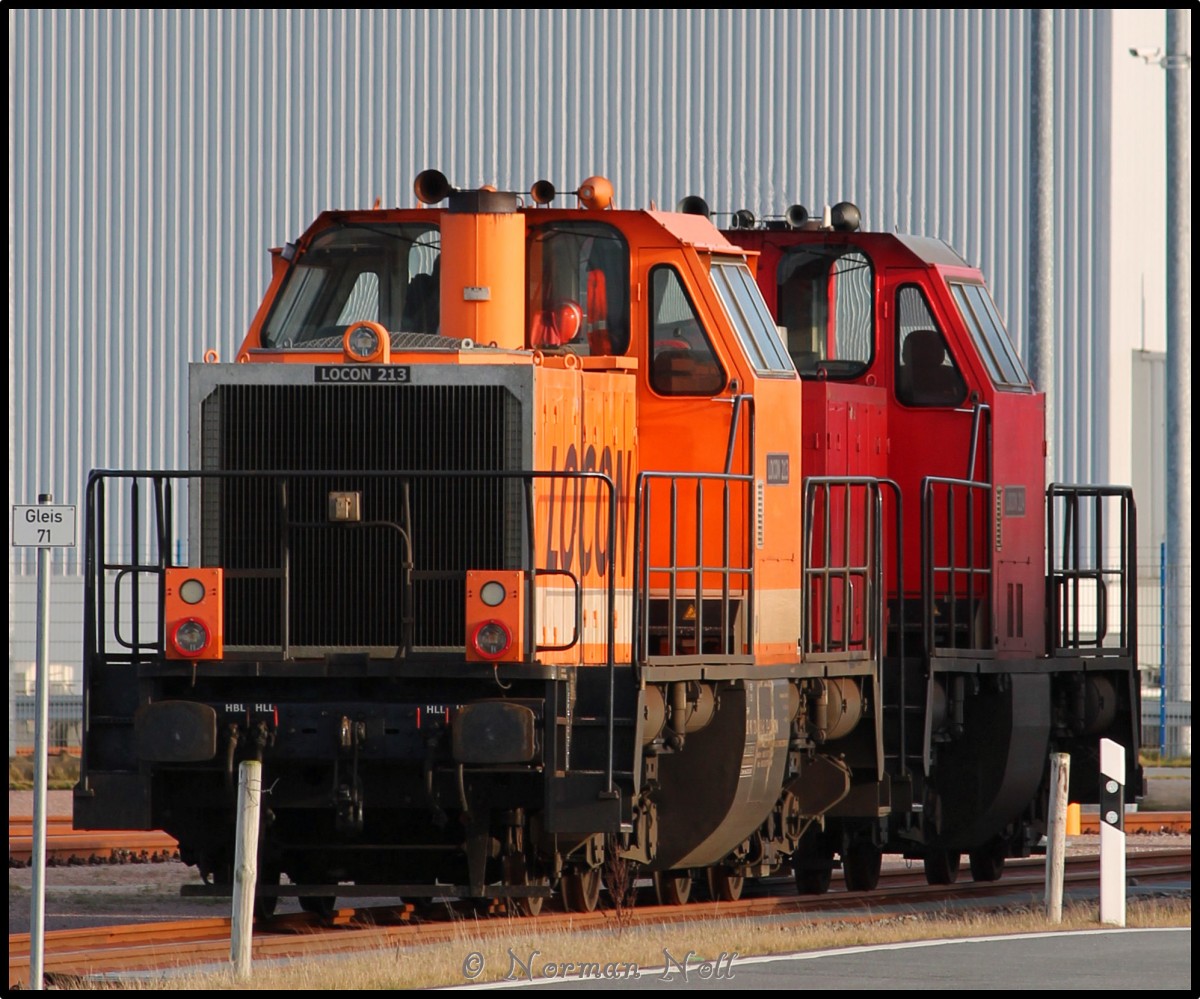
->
xmin=921 ymin=475 xmax=992 ymax=655
xmin=84 ymin=465 xmax=623 ymax=792
xmin=1046 ymin=484 xmax=1137 ymax=658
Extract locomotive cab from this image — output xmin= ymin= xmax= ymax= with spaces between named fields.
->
xmin=724 ymin=207 xmax=1141 ymax=883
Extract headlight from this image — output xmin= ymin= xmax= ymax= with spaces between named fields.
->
xmin=342 ymin=320 xmax=390 ymax=363
xmin=471 ymin=620 xmax=511 ymax=660
xmin=179 ymin=578 xmax=207 ymax=605
xmin=480 ymin=580 xmax=507 ymax=607
xmin=347 ymin=325 xmax=380 ymax=358
xmin=172 ymin=619 xmax=210 ymax=657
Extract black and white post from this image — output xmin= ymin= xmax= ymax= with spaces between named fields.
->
xmin=1099 ymin=738 xmax=1126 ymax=927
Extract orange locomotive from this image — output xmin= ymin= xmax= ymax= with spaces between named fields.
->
xmin=77 ymin=171 xmax=869 ymax=914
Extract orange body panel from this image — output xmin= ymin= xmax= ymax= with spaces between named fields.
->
xmin=465 ymin=569 xmax=526 ymax=662
xmin=533 ymin=358 xmax=638 ymax=665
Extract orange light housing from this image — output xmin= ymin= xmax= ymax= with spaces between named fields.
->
xmin=343 ymin=320 xmax=391 ymax=363
xmin=465 ymin=569 xmax=525 ymax=662
xmin=165 ymin=567 xmax=224 ymax=660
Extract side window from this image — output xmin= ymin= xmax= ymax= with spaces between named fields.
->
xmin=777 ymin=247 xmax=873 ymax=377
xmin=400 ymin=230 xmax=441 ymax=335
xmin=949 ymin=281 xmax=1031 ymax=390
xmin=895 ymin=285 xmax=967 ymax=407
xmin=649 ymin=267 xmax=726 ymax=396
xmin=527 ymin=222 xmax=629 ymax=355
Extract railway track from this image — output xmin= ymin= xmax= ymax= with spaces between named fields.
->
xmin=8 ymin=849 xmax=1190 ymax=989
xmin=9 ymin=811 xmax=1189 ymax=867
xmin=8 ymin=816 xmax=178 ymax=867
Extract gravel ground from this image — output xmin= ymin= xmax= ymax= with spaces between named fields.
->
xmin=10 ymin=788 xmax=1190 ymax=937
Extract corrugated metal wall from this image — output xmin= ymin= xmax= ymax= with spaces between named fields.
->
xmin=9 ymin=8 xmax=1111 ymax=578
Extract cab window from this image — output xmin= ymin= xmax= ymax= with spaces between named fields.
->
xmin=895 ymin=285 xmax=967 ymax=407
xmin=709 ymin=259 xmax=792 ymax=373
xmin=949 ymin=281 xmax=1032 ymax=391
xmin=777 ymin=246 xmax=873 ymax=377
xmin=527 ymin=222 xmax=629 ymax=355
xmin=649 ymin=266 xmax=726 ymax=396
xmin=262 ymin=223 xmax=440 ymax=347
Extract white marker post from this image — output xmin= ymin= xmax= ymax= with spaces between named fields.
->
xmin=231 ymin=759 xmax=262 ymax=979
xmin=1045 ymin=752 xmax=1069 ymax=922
xmin=1099 ymin=738 xmax=1126 ymax=926
xmin=11 ymin=496 xmax=77 ymax=991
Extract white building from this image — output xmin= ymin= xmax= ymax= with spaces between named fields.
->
xmin=8 ymin=9 xmax=1187 ymax=751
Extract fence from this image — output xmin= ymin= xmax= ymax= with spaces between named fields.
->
xmin=7 ymin=554 xmax=1193 ymax=758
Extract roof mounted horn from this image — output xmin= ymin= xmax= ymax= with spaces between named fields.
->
xmin=786 ymin=204 xmax=810 ymax=229
xmin=676 ymin=195 xmax=711 ymax=218
xmin=414 ymin=169 xmax=456 ymax=205
xmin=530 ymin=179 xmax=557 ymax=205
xmin=731 ymin=209 xmax=756 ymax=229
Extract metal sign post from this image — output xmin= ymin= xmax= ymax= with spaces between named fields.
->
xmin=12 ymin=495 xmax=77 ymax=990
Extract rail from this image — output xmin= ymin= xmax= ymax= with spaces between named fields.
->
xmin=921 ymin=475 xmax=993 ymax=655
xmin=1046 ymin=484 xmax=1137 ymax=658
xmin=82 ymin=466 xmax=622 ymax=792
xmin=633 ymin=470 xmax=754 ymax=664
xmin=802 ymin=476 xmax=915 ymax=776
xmin=633 ymin=395 xmax=756 ymax=666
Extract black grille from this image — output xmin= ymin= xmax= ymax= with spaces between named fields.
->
xmin=202 ymin=382 xmax=521 ymax=651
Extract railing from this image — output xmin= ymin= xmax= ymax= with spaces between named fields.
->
xmin=921 ymin=475 xmax=993 ymax=655
xmin=800 ymin=477 xmax=885 ymax=656
xmin=632 ymin=469 xmax=754 ymax=664
xmin=1047 ymin=484 xmax=1137 ymax=658
xmin=633 ymin=393 xmax=757 ymax=666
xmin=83 ymin=467 xmax=622 ymax=790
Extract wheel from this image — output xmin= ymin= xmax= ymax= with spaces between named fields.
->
xmin=793 ymin=832 xmax=835 ymax=895
xmin=505 ymin=854 xmax=547 ymax=917
xmin=968 ymin=841 xmax=1006 ymax=882
xmin=842 ymin=842 xmax=882 ymax=892
xmin=923 ymin=848 xmax=962 ymax=885
xmin=652 ymin=869 xmax=693 ymax=905
xmin=299 ymin=895 xmax=337 ymax=918
xmin=561 ymin=868 xmax=603 ymax=912
xmin=705 ymin=867 xmax=744 ymax=902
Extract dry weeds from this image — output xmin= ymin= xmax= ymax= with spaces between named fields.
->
xmin=74 ymin=894 xmax=1189 ymax=990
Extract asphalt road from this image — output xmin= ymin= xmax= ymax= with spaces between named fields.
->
xmin=445 ymin=929 xmax=1192 ymax=991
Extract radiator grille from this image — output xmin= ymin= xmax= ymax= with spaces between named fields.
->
xmin=201 ymin=382 xmax=522 ymax=651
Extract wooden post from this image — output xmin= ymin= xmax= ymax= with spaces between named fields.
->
xmin=1045 ymin=752 xmax=1069 ymax=922
xmin=231 ymin=760 xmax=262 ymax=979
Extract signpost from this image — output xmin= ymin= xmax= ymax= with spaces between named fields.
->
xmin=12 ymin=495 xmax=76 ymax=990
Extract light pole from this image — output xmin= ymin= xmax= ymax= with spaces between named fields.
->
xmin=1130 ymin=12 xmax=1191 ymax=755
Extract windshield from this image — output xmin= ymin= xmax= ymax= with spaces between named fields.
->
xmin=949 ymin=281 xmax=1032 ymax=391
xmin=776 ymin=246 xmax=874 ymax=378
xmin=262 ymin=223 xmax=440 ymax=347
xmin=709 ymin=258 xmax=792 ymax=373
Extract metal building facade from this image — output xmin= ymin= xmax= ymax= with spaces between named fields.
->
xmin=7 ymin=10 xmax=1173 ymax=695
